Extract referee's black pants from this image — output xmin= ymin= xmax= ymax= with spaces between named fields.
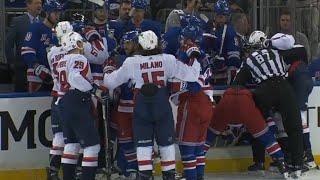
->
xmin=253 ymin=77 xmax=303 ymax=167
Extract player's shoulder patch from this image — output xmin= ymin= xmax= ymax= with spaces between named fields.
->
xmin=25 ymin=32 xmax=32 ymax=41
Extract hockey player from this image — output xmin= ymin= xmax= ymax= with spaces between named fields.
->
xmin=280 ymin=45 xmax=317 ymax=170
xmin=125 ymin=0 xmax=162 ymax=38
xmin=162 ymin=14 xmax=207 ymax=56
xmin=233 ymin=31 xmax=304 ymax=178
xmin=210 ymin=0 xmax=241 ymax=85
xmin=21 ymin=0 xmax=63 ymax=92
xmin=110 ymin=31 xmax=141 ymax=179
xmin=46 ymin=21 xmax=73 ymax=180
xmin=57 ymin=31 xmax=103 ymax=180
xmin=103 ymin=30 xmax=201 ymax=180
xmin=204 ymin=85 xmax=289 ymax=179
xmin=91 ymin=0 xmax=124 ymax=43
xmin=171 ymin=25 xmax=213 ymax=180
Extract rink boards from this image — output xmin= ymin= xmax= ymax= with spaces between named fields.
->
xmin=0 ymin=87 xmax=320 ymax=179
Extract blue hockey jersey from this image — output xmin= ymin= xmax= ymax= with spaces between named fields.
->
xmin=213 ymin=24 xmax=241 ymax=68
xmin=21 ymin=22 xmax=58 ymax=69
xmin=162 ymin=27 xmax=182 ymax=55
xmin=92 ymin=20 xmax=124 ymax=43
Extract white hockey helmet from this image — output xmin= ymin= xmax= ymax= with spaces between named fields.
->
xmin=55 ymin=21 xmax=73 ymax=42
xmin=61 ymin=32 xmax=83 ymax=52
xmin=138 ymin=30 xmax=158 ymax=50
xmin=248 ymin=30 xmax=267 ymax=46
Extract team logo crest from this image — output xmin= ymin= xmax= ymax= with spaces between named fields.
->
xmin=234 ymin=37 xmax=239 ymax=46
xmin=25 ymin=32 xmax=32 ymax=41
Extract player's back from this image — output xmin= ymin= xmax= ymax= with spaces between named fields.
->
xmin=47 ymin=45 xmax=66 ymax=96
xmin=127 ymin=53 xmax=200 ymax=88
xmin=56 ymin=53 xmax=92 ymax=94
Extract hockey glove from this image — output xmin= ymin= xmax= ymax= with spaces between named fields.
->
xmin=91 ymin=83 xmax=108 ymax=103
xmin=186 ymin=82 xmax=201 ymax=93
xmin=34 ymin=64 xmax=53 ymax=84
xmin=84 ymin=26 xmax=102 ymax=42
xmin=212 ymin=56 xmax=227 ymax=73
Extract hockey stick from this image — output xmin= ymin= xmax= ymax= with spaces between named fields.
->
xmin=219 ymin=24 xmax=227 ymax=56
xmin=88 ymin=0 xmax=105 ymax=6
xmin=101 ymin=95 xmax=113 ymax=180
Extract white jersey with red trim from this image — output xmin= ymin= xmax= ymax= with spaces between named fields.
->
xmin=83 ymin=38 xmax=109 ymax=65
xmin=47 ymin=45 xmax=66 ymax=96
xmin=84 ymin=37 xmax=110 ymax=85
xmin=103 ymin=53 xmax=200 ymax=90
xmin=56 ymin=53 xmax=93 ymax=94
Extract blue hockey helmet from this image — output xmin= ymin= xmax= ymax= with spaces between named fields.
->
xmin=71 ymin=13 xmax=86 ymax=34
xmin=122 ymin=31 xmax=139 ymax=43
xmin=214 ymin=0 xmax=231 ymax=16
xmin=180 ymin=14 xmax=202 ymax=29
xmin=181 ymin=25 xmax=203 ymax=42
xmin=132 ymin=0 xmax=147 ymax=10
xmin=43 ymin=0 xmax=64 ymax=12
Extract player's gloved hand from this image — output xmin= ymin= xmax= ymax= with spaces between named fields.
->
xmin=103 ymin=65 xmax=116 ymax=74
xmin=33 ymin=64 xmax=53 ymax=84
xmin=186 ymin=46 xmax=201 ymax=59
xmin=212 ymin=56 xmax=227 ymax=73
xmin=262 ymin=38 xmax=272 ymax=49
xmin=84 ymin=26 xmax=101 ymax=42
xmin=91 ymin=83 xmax=108 ymax=102
xmin=186 ymin=82 xmax=201 ymax=93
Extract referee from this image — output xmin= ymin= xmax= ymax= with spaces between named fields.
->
xmin=233 ymin=31 xmax=304 ymax=177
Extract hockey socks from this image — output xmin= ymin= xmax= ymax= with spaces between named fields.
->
xmin=204 ymin=128 xmax=218 ymax=153
xmin=179 ymin=145 xmax=206 ymax=180
xmin=120 ymin=141 xmax=138 ymax=173
xmin=255 ymin=128 xmax=284 ymax=160
xmin=179 ymin=145 xmax=197 ymax=180
xmin=195 ymin=146 xmax=206 ymax=179
xmin=49 ymin=132 xmax=64 ymax=175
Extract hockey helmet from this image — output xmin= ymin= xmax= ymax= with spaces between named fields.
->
xmin=181 ymin=25 xmax=203 ymax=43
xmin=132 ymin=0 xmax=147 ymax=10
xmin=56 ymin=21 xmax=74 ymax=42
xmin=248 ymin=30 xmax=267 ymax=47
xmin=43 ymin=0 xmax=64 ymax=12
xmin=180 ymin=14 xmax=202 ymax=29
xmin=214 ymin=0 xmax=231 ymax=16
xmin=61 ymin=32 xmax=84 ymax=52
xmin=138 ymin=30 xmax=158 ymax=50
xmin=122 ymin=31 xmax=140 ymax=43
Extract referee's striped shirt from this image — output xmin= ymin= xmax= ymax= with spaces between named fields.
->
xmin=239 ymin=49 xmax=287 ymax=84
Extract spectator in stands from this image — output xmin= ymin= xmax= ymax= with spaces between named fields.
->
xmin=5 ymin=0 xmax=42 ymax=92
xmin=230 ymin=13 xmax=249 ymax=36
xmin=278 ymin=8 xmax=311 ymax=63
xmin=150 ymin=0 xmax=177 ymax=20
xmin=117 ymin=0 xmax=132 ymax=25
xmin=125 ymin=0 xmax=161 ymax=37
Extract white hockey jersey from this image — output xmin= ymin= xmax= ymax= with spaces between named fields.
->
xmin=56 ymin=53 xmax=93 ymax=94
xmin=83 ymin=38 xmax=109 ymax=65
xmin=103 ymin=53 xmax=200 ymax=90
xmin=47 ymin=45 xmax=66 ymax=97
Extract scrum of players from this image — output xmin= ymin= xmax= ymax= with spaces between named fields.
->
xmin=20 ymin=0 xmax=319 ymax=179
